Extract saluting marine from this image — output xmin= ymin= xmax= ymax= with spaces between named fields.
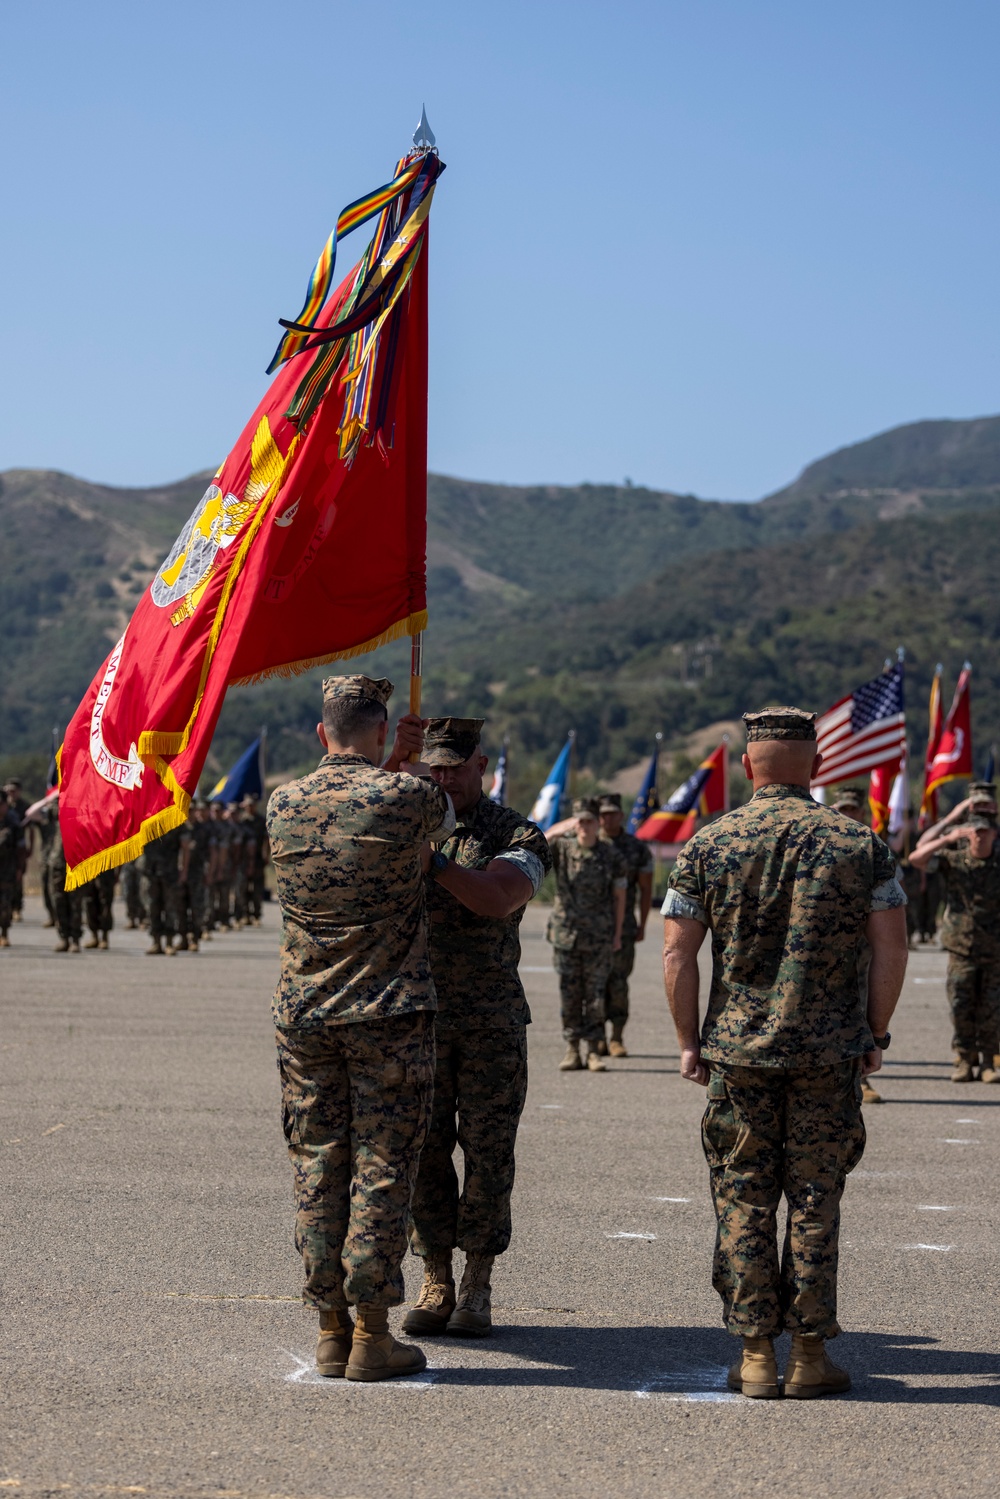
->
xmin=598 ymin=792 xmax=653 ymax=1057
xmin=545 ymin=798 xmax=627 ymax=1072
xmin=911 ymin=781 xmax=1000 ymax=1083
xmin=268 ymin=675 xmax=454 ymax=1383
xmin=402 ymin=717 xmax=550 ymax=1340
xmin=663 ymin=707 xmax=907 ymax=1400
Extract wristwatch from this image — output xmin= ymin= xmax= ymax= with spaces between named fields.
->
xmin=871 ymin=1032 xmax=891 ymax=1050
xmin=428 ymin=850 xmax=449 ymax=879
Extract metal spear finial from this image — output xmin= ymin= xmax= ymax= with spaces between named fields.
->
xmin=413 ymin=104 xmax=436 ymax=150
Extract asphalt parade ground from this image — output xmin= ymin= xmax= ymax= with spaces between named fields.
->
xmin=2 ymin=896 xmax=999 ymax=1499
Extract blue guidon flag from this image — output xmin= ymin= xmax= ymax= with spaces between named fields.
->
xmin=209 ymin=734 xmax=266 ymax=803
xmin=529 ymin=736 xmax=572 ymax=830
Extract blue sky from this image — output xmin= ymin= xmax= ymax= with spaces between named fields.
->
xmin=2 ymin=1 xmax=998 ymax=498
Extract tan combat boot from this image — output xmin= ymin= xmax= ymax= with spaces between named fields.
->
xmin=726 ymin=1335 xmax=780 ymax=1399
xmin=84 ymin=933 xmax=100 ymax=949
xmin=55 ymin=937 xmax=69 ymax=953
xmin=189 ymin=937 xmax=199 ymax=952
xmin=315 ymin=1307 xmax=353 ymax=1377
xmin=784 ymin=1332 xmax=851 ymax=1398
xmin=146 ymin=939 xmax=164 ymax=956
xmin=586 ymin=1047 xmax=606 ymax=1072
xmin=68 ymin=940 xmax=81 ymax=953
xmin=98 ymin=935 xmax=109 ymax=950
xmin=401 ymin=1251 xmax=455 ymax=1335
xmin=595 ymin=1035 xmax=609 ymax=1056
xmin=608 ymin=1023 xmax=628 ymax=1058
xmin=344 ymin=1306 xmax=427 ymax=1382
xmin=559 ymin=1042 xmax=583 ymax=1071
xmin=861 ymin=1079 xmax=882 ymax=1104
xmin=447 ymin=1252 xmax=494 ymax=1337
xmin=979 ymin=1054 xmax=1000 ymax=1084
xmin=951 ymin=1051 xmax=978 ymax=1082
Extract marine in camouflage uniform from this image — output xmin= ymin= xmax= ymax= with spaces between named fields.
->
xmin=0 ymin=789 xmax=24 ymax=945
xmin=402 ymin=718 xmax=551 ymax=1340
xmin=268 ymin=675 xmax=455 ymax=1383
xmin=911 ymin=783 xmax=1000 ymax=1083
xmin=545 ymin=798 xmax=627 ymax=1071
xmin=208 ymin=802 xmax=232 ymax=929
xmin=598 ymin=791 xmax=654 ymax=1057
xmin=4 ymin=780 xmax=30 ymax=923
xmin=144 ymin=826 xmax=183 ymax=954
xmin=121 ymin=855 xmax=146 ymax=928
xmin=82 ymin=870 xmax=116 ymax=948
xmin=35 ymin=797 xmax=59 ymax=928
xmin=47 ymin=813 xmax=83 ymax=952
xmin=242 ymin=797 xmax=268 ymax=922
xmin=178 ymin=801 xmax=213 ymax=950
xmin=663 ymin=707 xmax=908 ymax=1400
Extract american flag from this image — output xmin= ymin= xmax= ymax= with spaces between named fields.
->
xmin=812 ymin=660 xmax=906 ymax=788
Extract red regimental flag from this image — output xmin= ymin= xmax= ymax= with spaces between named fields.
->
xmin=60 ymin=152 xmax=440 ymax=887
xmin=925 ymin=665 xmax=973 ymax=800
xmin=920 ymin=667 xmax=944 ymax=823
xmin=868 ymin=758 xmax=901 ymax=837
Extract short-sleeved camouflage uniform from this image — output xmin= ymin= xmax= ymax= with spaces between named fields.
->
xmin=547 ymin=835 xmax=628 ymax=1044
xmin=409 ymin=794 xmax=550 ymax=1260
xmin=601 ymin=828 xmax=654 ymax=1024
xmin=664 ymin=782 xmax=905 ymax=1339
xmin=931 ymin=843 xmax=1000 ymax=1058
xmin=268 ymin=750 xmax=453 ymax=1309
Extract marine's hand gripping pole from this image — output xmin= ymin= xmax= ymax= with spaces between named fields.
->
xmin=408 ymin=632 xmax=423 ymax=763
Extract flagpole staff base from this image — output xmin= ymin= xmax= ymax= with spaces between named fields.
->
xmin=408 ymin=632 xmax=423 ymax=764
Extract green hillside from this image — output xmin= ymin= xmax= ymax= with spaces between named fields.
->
xmin=2 ymin=413 xmax=999 ymax=807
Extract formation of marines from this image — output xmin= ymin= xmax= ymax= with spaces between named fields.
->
xmin=9 ymin=681 xmax=996 ymax=1401
xmin=12 ymin=786 xmax=268 ymax=954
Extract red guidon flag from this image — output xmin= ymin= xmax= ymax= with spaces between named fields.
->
xmin=924 ymin=663 xmax=973 ymax=800
xmin=60 ymin=147 xmax=444 ymax=887
xmin=920 ymin=664 xmax=944 ymax=824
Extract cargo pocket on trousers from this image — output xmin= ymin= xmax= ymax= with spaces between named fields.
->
xmin=701 ymin=1069 xmax=741 ymax=1170
xmin=838 ymin=1062 xmax=867 ymax=1177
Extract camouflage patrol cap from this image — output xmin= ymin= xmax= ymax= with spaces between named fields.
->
xmin=422 ymin=717 xmax=486 ymax=767
xmin=572 ymin=797 xmax=600 ymax=819
xmin=322 ymin=674 xmax=393 ymax=710
xmin=967 ymin=815 xmax=997 ymax=831
xmin=743 ymin=707 xmax=817 ymax=743
xmin=832 ymin=786 xmax=867 ymax=811
xmin=598 ymin=793 xmax=622 ymax=813
xmin=968 ymin=781 xmax=996 ymax=805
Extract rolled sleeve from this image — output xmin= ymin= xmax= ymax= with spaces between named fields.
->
xmin=871 ymin=876 xmax=907 ymax=911
xmin=661 ymin=888 xmax=708 ymax=924
xmin=494 ymin=847 xmax=546 ymax=896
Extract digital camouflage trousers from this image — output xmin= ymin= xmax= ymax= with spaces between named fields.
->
xmin=946 ymin=954 xmax=1000 ymax=1057
xmin=553 ymin=944 xmax=612 ymax=1043
xmin=604 ymin=934 xmax=636 ymax=1024
xmin=83 ymin=870 xmax=115 ymax=935
xmin=409 ymin=1021 xmax=528 ymax=1259
xmin=0 ymin=877 xmax=13 ymax=932
xmin=276 ymin=1010 xmax=434 ymax=1310
xmin=702 ymin=1060 xmax=866 ymax=1339
xmin=177 ymin=873 xmax=207 ymax=940
xmin=147 ymin=874 xmax=179 ymax=941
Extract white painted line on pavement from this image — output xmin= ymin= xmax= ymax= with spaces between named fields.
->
xmin=636 ymin=1363 xmax=737 ymax=1403
xmin=917 ymin=1205 xmax=955 ymax=1211
xmin=650 ymin=1197 xmax=691 ymax=1203
xmin=606 ymin=1231 xmax=656 ymax=1240
xmin=954 ymin=1118 xmax=980 ymax=1124
xmin=539 ymin=1104 xmax=563 ymax=1109
xmin=281 ymin=1350 xmax=438 ymax=1389
xmin=902 ymin=1244 xmax=954 ymax=1252
xmin=941 ymin=1138 xmax=979 ymax=1144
